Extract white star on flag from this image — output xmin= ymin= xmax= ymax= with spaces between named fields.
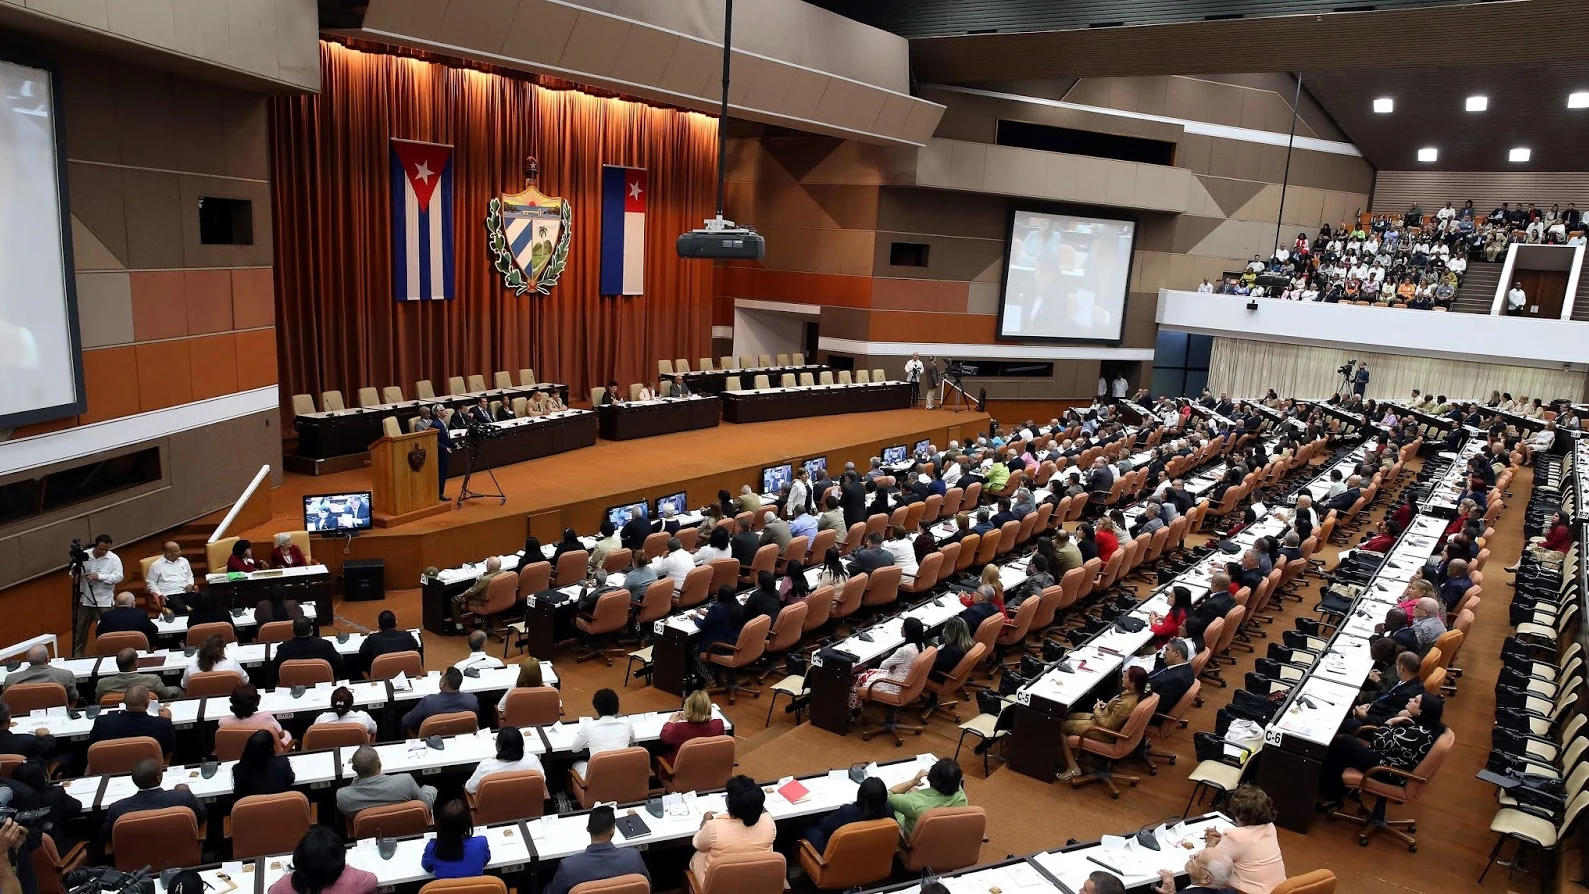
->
xmin=629 ymin=180 xmax=642 ymax=200
xmin=414 ymin=161 xmax=433 ymax=183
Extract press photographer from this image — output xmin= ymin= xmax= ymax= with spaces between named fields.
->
xmin=71 ymin=535 xmax=121 ymax=658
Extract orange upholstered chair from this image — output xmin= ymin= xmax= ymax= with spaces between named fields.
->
xmin=858 ymin=646 xmax=936 ymax=745
xmin=467 ymin=770 xmax=547 ymax=823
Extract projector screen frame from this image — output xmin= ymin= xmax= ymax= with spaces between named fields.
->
xmin=994 ymin=201 xmax=1140 ymax=347
xmin=0 ymin=45 xmax=86 ymax=430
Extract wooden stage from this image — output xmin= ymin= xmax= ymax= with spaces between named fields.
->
xmin=240 ymin=407 xmax=990 ymax=585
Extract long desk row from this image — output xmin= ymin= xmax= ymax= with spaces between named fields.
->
xmin=1255 ymin=441 xmax=1472 ymax=832
xmin=596 ymin=395 xmax=721 ymax=440
xmin=294 ymin=385 xmax=568 ymax=459
xmin=721 ymin=381 xmax=912 ymax=424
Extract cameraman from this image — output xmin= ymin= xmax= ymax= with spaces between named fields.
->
xmin=1353 ymin=362 xmax=1370 ymax=397
xmin=73 ymin=535 xmax=121 ymax=657
xmin=903 ymin=352 xmax=924 ymax=407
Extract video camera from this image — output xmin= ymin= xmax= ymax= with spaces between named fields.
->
xmin=67 ymin=538 xmax=90 ymax=571
xmin=0 ymin=787 xmax=53 ymax=834
xmin=1337 ymin=359 xmax=1357 ymax=377
xmin=461 ymin=417 xmax=501 ymax=443
xmin=943 ymin=359 xmax=976 ymax=382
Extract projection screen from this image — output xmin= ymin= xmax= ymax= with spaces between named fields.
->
xmin=997 ymin=210 xmax=1136 ymax=343
xmin=0 ymin=53 xmax=83 ymax=430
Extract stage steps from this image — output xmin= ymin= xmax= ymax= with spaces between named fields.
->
xmin=1452 ymin=262 xmax=1502 ymax=314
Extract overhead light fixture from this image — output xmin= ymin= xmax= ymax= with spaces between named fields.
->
xmin=1510 ymin=147 xmax=1531 ymax=163
xmin=1373 ymin=97 xmax=1393 ymax=113
xmin=1466 ymin=95 xmax=1487 ymax=112
xmin=1418 ymin=147 xmax=1438 ymax=162
xmin=1569 ymin=92 xmax=1589 ymax=109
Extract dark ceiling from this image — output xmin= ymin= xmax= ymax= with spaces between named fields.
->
xmin=1302 ymin=63 xmax=1589 ymax=172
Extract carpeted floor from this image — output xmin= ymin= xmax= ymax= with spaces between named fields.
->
xmin=324 ymin=453 xmax=1540 ymax=894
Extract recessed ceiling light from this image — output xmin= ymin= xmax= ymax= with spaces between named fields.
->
xmin=1418 ymin=147 xmax=1438 ymax=162
xmin=1466 ymin=95 xmax=1487 ymax=112
xmin=1373 ymin=97 xmax=1393 ymax=113
xmin=1510 ymin=147 xmax=1531 ymax=163
xmin=1569 ymin=92 xmax=1589 ymax=109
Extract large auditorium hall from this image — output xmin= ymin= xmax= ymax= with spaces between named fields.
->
xmin=2 ymin=2 xmax=1588 ymax=893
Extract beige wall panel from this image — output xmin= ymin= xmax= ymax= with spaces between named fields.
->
xmin=221 ymin=91 xmax=269 ymax=180
xmin=361 ymin=0 xmax=446 ymax=39
xmin=57 ymin=53 xmax=119 ymax=165
xmin=872 ymin=231 xmax=1002 ymax=282
xmin=172 ymin=0 xmax=232 ymax=65
xmin=818 ymin=306 xmax=869 ymax=341
xmin=982 ymin=146 xmax=1046 ymax=198
xmin=815 ymin=77 xmax=885 ymax=136
xmin=114 ymin=66 xmax=178 ymax=170
xmin=559 ymin=10 xmax=631 ymax=79
xmin=1070 ymin=155 xmax=1110 ymax=205
xmin=121 ymin=168 xmax=184 ymax=270
xmin=504 ymin=1 xmax=580 ymax=69
xmin=435 ymin=0 xmax=513 ymax=55
xmin=802 ymin=184 xmax=880 ymax=231
xmin=21 ymin=0 xmax=108 ymax=30
xmin=878 ymin=185 xmax=1007 ymax=240
xmin=776 ymin=66 xmax=831 ymax=122
xmin=226 ymin=0 xmax=280 ymax=83
xmin=1065 ymin=78 xmax=1109 ymax=107
xmin=106 ymin=0 xmax=176 ymax=48
xmin=171 ymin=78 xmax=228 ymax=177
xmin=1116 ymin=76 xmax=1168 ymax=117
xmin=12 ymin=516 xmax=92 ymax=585
xmin=1256 ymin=144 xmax=1287 ymax=185
xmin=947 ymin=140 xmax=987 ymax=190
xmin=754 ymin=225 xmax=875 ymax=276
xmin=967 ymin=281 xmax=1000 ymax=315
xmin=65 ymin=162 xmax=129 ymax=266
xmin=1104 ymin=163 xmax=1136 ymax=207
xmin=1232 ymin=183 xmax=1281 ymax=224
xmin=737 ymin=55 xmax=791 ymax=114
xmin=873 ymin=93 xmax=915 ymax=139
xmin=70 ymin=217 xmax=124 ymax=271
xmin=76 ymin=272 xmax=133 ymax=348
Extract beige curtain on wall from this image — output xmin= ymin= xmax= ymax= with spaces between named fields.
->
xmin=1206 ymin=337 xmax=1587 ymax=403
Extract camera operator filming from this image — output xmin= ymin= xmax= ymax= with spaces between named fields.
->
xmin=72 ymin=535 xmax=121 ymax=657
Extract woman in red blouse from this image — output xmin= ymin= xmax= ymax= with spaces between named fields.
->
xmin=659 ymin=690 xmax=725 ymax=765
xmin=1094 ymin=517 xmax=1121 ymax=563
xmin=270 ymin=532 xmax=308 ymax=568
xmin=226 ymin=539 xmax=260 ymax=573
xmin=1508 ymin=510 xmax=1572 ymax=572
xmin=1149 ymin=586 xmax=1192 ymax=648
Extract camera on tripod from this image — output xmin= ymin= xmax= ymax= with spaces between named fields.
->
xmin=462 ymin=418 xmax=501 ymax=443
xmin=1337 ymin=359 xmax=1357 ymax=377
xmin=943 ymin=359 xmax=975 ymax=383
xmin=67 ymin=538 xmax=90 ymax=567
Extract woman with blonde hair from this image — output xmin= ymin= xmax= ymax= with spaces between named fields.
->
xmin=659 ymin=690 xmax=725 ymax=763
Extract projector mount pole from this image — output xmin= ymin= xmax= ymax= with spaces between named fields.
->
xmin=714 ymin=0 xmax=731 ymax=226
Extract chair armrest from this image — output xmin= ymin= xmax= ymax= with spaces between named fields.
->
xmin=657 ymin=755 xmax=676 ymax=776
xmin=1360 ymin=763 xmax=1428 ymax=785
xmin=1353 ymin=725 xmax=1381 ymax=739
xmin=1084 ymin=726 xmax=1132 ymax=741
xmin=797 ymin=839 xmax=827 ymax=868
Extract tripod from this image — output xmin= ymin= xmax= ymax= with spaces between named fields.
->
xmin=455 ymin=434 xmax=506 ymax=507
xmin=938 ymin=377 xmax=972 ymax=413
xmin=68 ymin=562 xmax=86 ymax=657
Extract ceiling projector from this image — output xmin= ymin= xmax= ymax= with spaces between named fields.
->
xmin=677 ymin=216 xmax=765 ymax=260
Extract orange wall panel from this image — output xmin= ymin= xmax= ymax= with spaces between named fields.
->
xmin=129 ymin=271 xmax=188 ymax=341
xmin=231 ymin=268 xmax=275 ymax=329
xmin=134 ymin=340 xmax=194 ymax=411
xmin=188 ymin=333 xmax=240 ymax=400
xmin=80 ymin=346 xmax=142 ymax=424
xmin=866 ymin=310 xmax=997 ymax=344
xmin=183 ymin=269 xmax=235 ymax=334
xmin=717 ymin=266 xmax=874 ymax=309
xmin=10 ymin=416 xmax=78 ymax=438
xmin=234 ymin=328 xmax=279 ymax=390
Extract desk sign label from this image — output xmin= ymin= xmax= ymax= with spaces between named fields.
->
xmin=811 ymin=653 xmax=824 ymax=668
xmin=1015 ymin=690 xmax=1031 ymax=705
xmin=654 ymin=621 xmax=665 ymax=635
xmin=1264 ymin=726 xmax=1285 ymax=746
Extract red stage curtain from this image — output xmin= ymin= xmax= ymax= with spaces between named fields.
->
xmin=269 ymin=41 xmax=719 ymax=415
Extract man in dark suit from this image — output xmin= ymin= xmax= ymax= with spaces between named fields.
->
xmin=730 ymin=521 xmax=762 ymax=569
xmin=93 ymin=592 xmax=159 ymax=643
xmin=1184 ymin=572 xmax=1234 ymax=649
xmin=546 ymin=805 xmax=650 ymax=894
xmin=1225 ymin=549 xmax=1264 ymax=597
xmin=99 ymin=757 xmax=206 ymax=851
xmin=0 ymin=702 xmax=55 ymax=763
xmin=466 ymin=396 xmax=494 ymax=426
xmin=357 ymin=611 xmax=420 ymax=678
xmin=88 ymin=685 xmax=175 ymax=755
xmin=1084 ymin=457 xmax=1114 ymax=500
xmin=1344 ymin=651 xmax=1423 ymax=733
xmin=849 ymin=532 xmax=895 ymax=574
xmin=1148 ymin=640 xmax=1195 ymax=712
xmin=619 ymin=509 xmax=652 ymax=553
xmin=839 ymin=472 xmax=868 ymax=528
xmin=272 ymin=617 xmax=346 ymax=681
xmin=413 ymin=405 xmax=453 ymax=501
xmin=864 ymin=479 xmax=892 ymax=519
xmin=1319 ymin=476 xmax=1362 ymax=515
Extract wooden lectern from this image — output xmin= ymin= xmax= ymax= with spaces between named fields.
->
xmin=368 ymin=430 xmax=451 ymax=527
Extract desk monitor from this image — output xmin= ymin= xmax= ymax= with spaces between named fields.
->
xmin=914 ymin=439 xmax=931 ymax=457
xmin=882 ymin=445 xmax=908 ymax=465
xmin=303 ymin=492 xmax=373 ymax=533
xmin=803 ymin=457 xmax=826 ymax=480
xmin=654 ymin=492 xmax=688 ymax=518
xmin=762 ymin=464 xmax=792 ymax=494
xmin=606 ymin=501 xmax=648 ymax=528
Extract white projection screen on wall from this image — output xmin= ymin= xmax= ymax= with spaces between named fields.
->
xmin=997 ymin=209 xmax=1136 ymax=343
xmin=0 ymin=53 xmax=84 ymax=429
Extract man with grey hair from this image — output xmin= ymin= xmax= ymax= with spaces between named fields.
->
xmin=1279 ymin=531 xmax=1303 ymax=562
xmin=1410 ymin=596 xmax=1447 ymax=650
xmin=734 ymin=484 xmax=762 ymax=514
xmin=145 ymin=540 xmax=196 ymax=612
xmin=1153 ymin=849 xmax=1235 ymax=894
xmin=93 ymin=591 xmax=160 ymax=642
xmin=866 ymin=457 xmax=886 ymax=480
xmin=653 ymin=537 xmax=693 ymax=594
xmin=1011 ymin=487 xmax=1036 ymax=518
xmin=3 ymin=645 xmax=75 ymax=694
xmin=1147 ymin=638 xmax=1194 ymax=711
xmin=337 ymin=744 xmax=438 ymax=819
xmin=759 ymin=508 xmax=791 ymax=551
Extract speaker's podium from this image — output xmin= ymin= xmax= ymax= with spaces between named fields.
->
xmin=368 ymin=430 xmax=452 ymax=527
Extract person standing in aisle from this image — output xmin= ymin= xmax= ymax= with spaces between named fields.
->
xmin=904 ymin=352 xmax=924 ymax=407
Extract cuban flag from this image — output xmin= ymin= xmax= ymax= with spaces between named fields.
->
xmin=390 ymin=139 xmax=455 ymax=301
xmin=600 ymin=166 xmax=646 ymax=296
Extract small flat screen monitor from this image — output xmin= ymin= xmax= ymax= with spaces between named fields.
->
xmin=803 ymin=457 xmax=827 ymax=479
xmin=303 ymin=492 xmax=373 ymax=533
xmin=654 ymin=492 xmax=688 ymax=518
xmin=882 ymin=445 xmax=908 ymax=464
xmin=606 ymin=501 xmax=647 ymax=528
xmin=915 ymin=439 xmax=931 ymax=457
xmin=762 ymin=464 xmax=792 ymax=494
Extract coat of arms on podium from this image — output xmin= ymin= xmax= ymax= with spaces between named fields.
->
xmin=486 ymin=156 xmax=572 ymax=296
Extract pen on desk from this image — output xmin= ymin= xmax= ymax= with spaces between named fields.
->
xmin=1086 ymin=856 xmax=1123 ymax=875
xmin=1098 ymin=646 xmax=1123 ymax=657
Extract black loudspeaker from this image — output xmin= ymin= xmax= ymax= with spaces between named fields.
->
xmin=343 ymin=559 xmax=385 ymax=602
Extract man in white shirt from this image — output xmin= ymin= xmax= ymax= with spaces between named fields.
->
xmin=75 ymin=534 xmax=122 ymax=656
xmin=571 ymin=688 xmax=635 ymax=777
xmin=1111 ymin=375 xmax=1129 ymax=401
xmin=653 ymin=538 xmax=694 ymax=594
xmin=1507 ymin=282 xmax=1528 ymax=315
xmin=453 ymin=630 xmax=506 ymax=671
xmin=903 ymin=352 xmax=924 ymax=407
xmin=1436 ymin=202 xmax=1456 ymax=224
xmin=1097 ymin=376 xmax=1108 ymax=400
xmin=881 ymin=529 xmax=918 ymax=577
xmin=145 ymin=541 xmax=196 ymax=613
xmin=1448 ymin=255 xmax=1467 ymax=277
xmin=1196 ymin=279 xmax=1213 ymax=293
xmin=785 ymin=467 xmax=810 ymax=518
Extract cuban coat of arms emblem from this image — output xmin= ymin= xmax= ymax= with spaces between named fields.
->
xmin=485 ymin=156 xmax=572 ymax=295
